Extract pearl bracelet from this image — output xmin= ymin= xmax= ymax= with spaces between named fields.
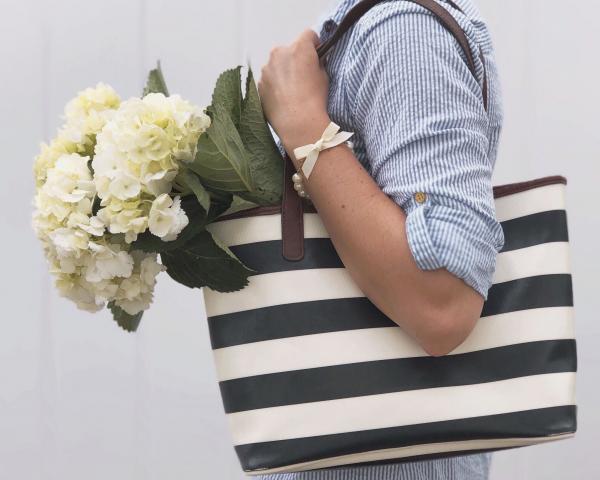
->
xmin=292 ymin=139 xmax=354 ymax=200
xmin=292 ymin=172 xmax=310 ymax=199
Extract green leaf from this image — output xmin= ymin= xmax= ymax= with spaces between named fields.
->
xmin=161 ymin=230 xmax=254 ymax=292
xmin=236 ymin=67 xmax=284 ymax=205
xmin=108 ymin=302 xmax=143 ymax=332
xmin=189 ymin=103 xmax=254 ymax=192
xmin=143 ymin=61 xmax=169 ymax=96
xmin=205 ymin=189 xmax=234 ymax=223
xmin=91 ymin=195 xmax=101 ymax=216
xmin=209 ymin=66 xmax=243 ymax=127
xmin=220 ymin=195 xmax=259 ymax=216
xmin=131 ymin=196 xmax=206 ymax=253
xmin=177 ymin=169 xmax=211 ymax=212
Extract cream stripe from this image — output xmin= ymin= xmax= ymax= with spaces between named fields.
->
xmin=228 ymin=372 xmax=576 ymax=445
xmin=204 ymin=268 xmax=362 ymax=317
xmin=214 ymin=306 xmax=574 ymax=381
xmin=207 ymin=213 xmax=328 ymax=246
xmin=207 ymin=184 xmax=566 ymax=247
xmin=492 ymin=241 xmax=570 ymax=284
xmin=246 ymin=434 xmax=575 ymax=475
xmin=204 ymin=242 xmax=570 ymax=317
xmin=495 ymin=183 xmax=566 ymax=223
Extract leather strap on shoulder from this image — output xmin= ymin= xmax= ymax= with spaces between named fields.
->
xmin=316 ymin=0 xmax=488 ymax=111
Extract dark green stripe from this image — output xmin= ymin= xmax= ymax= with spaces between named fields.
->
xmin=235 ymin=406 xmax=577 ymax=472
xmin=482 ymin=274 xmax=573 ymax=317
xmin=220 ymin=340 xmax=576 ymax=413
xmin=209 ymin=297 xmax=394 ymax=350
xmin=500 ymin=210 xmax=568 ymax=252
xmin=228 ymin=210 xmax=568 ymax=275
xmin=208 ymin=274 xmax=573 ymax=349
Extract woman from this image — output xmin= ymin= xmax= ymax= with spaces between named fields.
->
xmin=257 ymin=0 xmax=504 ymax=478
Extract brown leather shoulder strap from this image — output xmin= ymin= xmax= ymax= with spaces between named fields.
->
xmin=317 ymin=0 xmax=488 ymax=111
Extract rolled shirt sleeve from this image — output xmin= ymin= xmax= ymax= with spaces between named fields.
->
xmin=343 ymin=3 xmax=505 ymax=299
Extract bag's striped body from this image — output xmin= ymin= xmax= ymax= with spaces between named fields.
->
xmin=203 ymin=179 xmax=577 ymax=475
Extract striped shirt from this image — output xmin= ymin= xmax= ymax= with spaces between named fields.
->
xmin=256 ymin=456 xmax=492 ymax=480
xmin=320 ymin=0 xmax=505 ymax=302
xmin=260 ymin=0 xmax=502 ymax=478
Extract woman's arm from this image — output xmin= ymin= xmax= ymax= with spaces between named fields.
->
xmin=258 ymin=20 xmax=501 ymax=356
xmin=287 ymin=120 xmax=483 ymax=358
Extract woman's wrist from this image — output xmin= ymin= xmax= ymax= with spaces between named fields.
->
xmin=279 ymin=110 xmax=332 ymax=169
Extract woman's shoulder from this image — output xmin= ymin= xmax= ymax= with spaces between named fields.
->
xmin=351 ymin=0 xmax=491 ymax=53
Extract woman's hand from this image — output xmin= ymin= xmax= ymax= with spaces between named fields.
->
xmin=258 ymin=29 xmax=331 ymax=162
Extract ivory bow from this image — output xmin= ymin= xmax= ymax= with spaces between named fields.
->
xmin=293 ymin=122 xmax=354 ymax=179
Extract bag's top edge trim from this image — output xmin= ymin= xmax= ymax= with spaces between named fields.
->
xmin=218 ymin=175 xmax=568 ymax=222
xmin=493 ymin=175 xmax=567 ymax=199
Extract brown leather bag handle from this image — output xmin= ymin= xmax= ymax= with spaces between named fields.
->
xmin=281 ymin=0 xmax=488 ymax=261
xmin=316 ymin=0 xmax=487 ymax=110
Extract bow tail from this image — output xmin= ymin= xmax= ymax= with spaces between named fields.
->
xmin=301 ymin=150 xmax=320 ymax=178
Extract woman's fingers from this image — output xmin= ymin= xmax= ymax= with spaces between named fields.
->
xmin=257 ymin=26 xmax=330 ymax=149
xmin=298 ymin=29 xmax=320 ymax=48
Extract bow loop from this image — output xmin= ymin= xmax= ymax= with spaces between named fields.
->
xmin=293 ymin=122 xmax=354 ymax=179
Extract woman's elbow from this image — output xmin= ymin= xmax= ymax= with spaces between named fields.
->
xmin=405 ymin=290 xmax=484 ymax=357
xmin=419 ymin=315 xmax=476 ymax=357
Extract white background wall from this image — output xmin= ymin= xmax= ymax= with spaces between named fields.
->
xmin=1 ymin=0 xmax=598 ymax=478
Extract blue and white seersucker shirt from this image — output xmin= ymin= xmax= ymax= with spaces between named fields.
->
xmin=261 ymin=0 xmax=503 ymax=479
xmin=315 ymin=0 xmax=504 ymax=302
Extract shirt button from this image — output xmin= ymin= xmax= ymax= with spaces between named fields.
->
xmin=414 ymin=192 xmax=427 ymax=204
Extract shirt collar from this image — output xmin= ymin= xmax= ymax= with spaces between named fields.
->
xmin=317 ymin=0 xmax=362 ymax=41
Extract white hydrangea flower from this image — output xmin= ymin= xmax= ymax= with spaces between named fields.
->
xmin=32 ymin=84 xmax=210 ymax=319
xmin=114 ymin=252 xmax=164 ymax=315
xmin=74 ymin=214 xmax=105 ymax=237
xmin=97 ymin=204 xmax=148 ymax=244
xmin=92 ymin=93 xmax=209 ymax=242
xmin=64 ymin=83 xmax=120 ymax=121
xmin=140 ymin=254 xmax=165 ymax=285
xmin=32 ymin=83 xmax=160 ymax=317
xmin=48 ymin=227 xmax=89 ymax=258
xmin=55 ymin=272 xmax=106 ymax=313
xmin=41 ymin=153 xmax=94 ymax=204
xmin=108 ymin=172 xmax=142 ymax=200
xmin=33 ymin=153 xmax=98 ymax=265
xmin=33 ymin=137 xmax=79 ymax=188
xmin=62 ymin=83 xmax=121 ymax=151
xmin=34 ymin=83 xmax=120 ymax=188
xmin=85 ymin=242 xmax=134 ymax=283
xmin=148 ymin=194 xmax=189 ymax=241
xmin=51 ymin=245 xmax=162 ymax=317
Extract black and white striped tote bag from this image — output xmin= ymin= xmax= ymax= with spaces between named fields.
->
xmin=204 ymin=174 xmax=576 ymax=474
xmin=202 ymin=0 xmax=577 ymax=475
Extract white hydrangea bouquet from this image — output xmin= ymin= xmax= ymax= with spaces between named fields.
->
xmin=32 ymin=64 xmax=283 ymax=331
